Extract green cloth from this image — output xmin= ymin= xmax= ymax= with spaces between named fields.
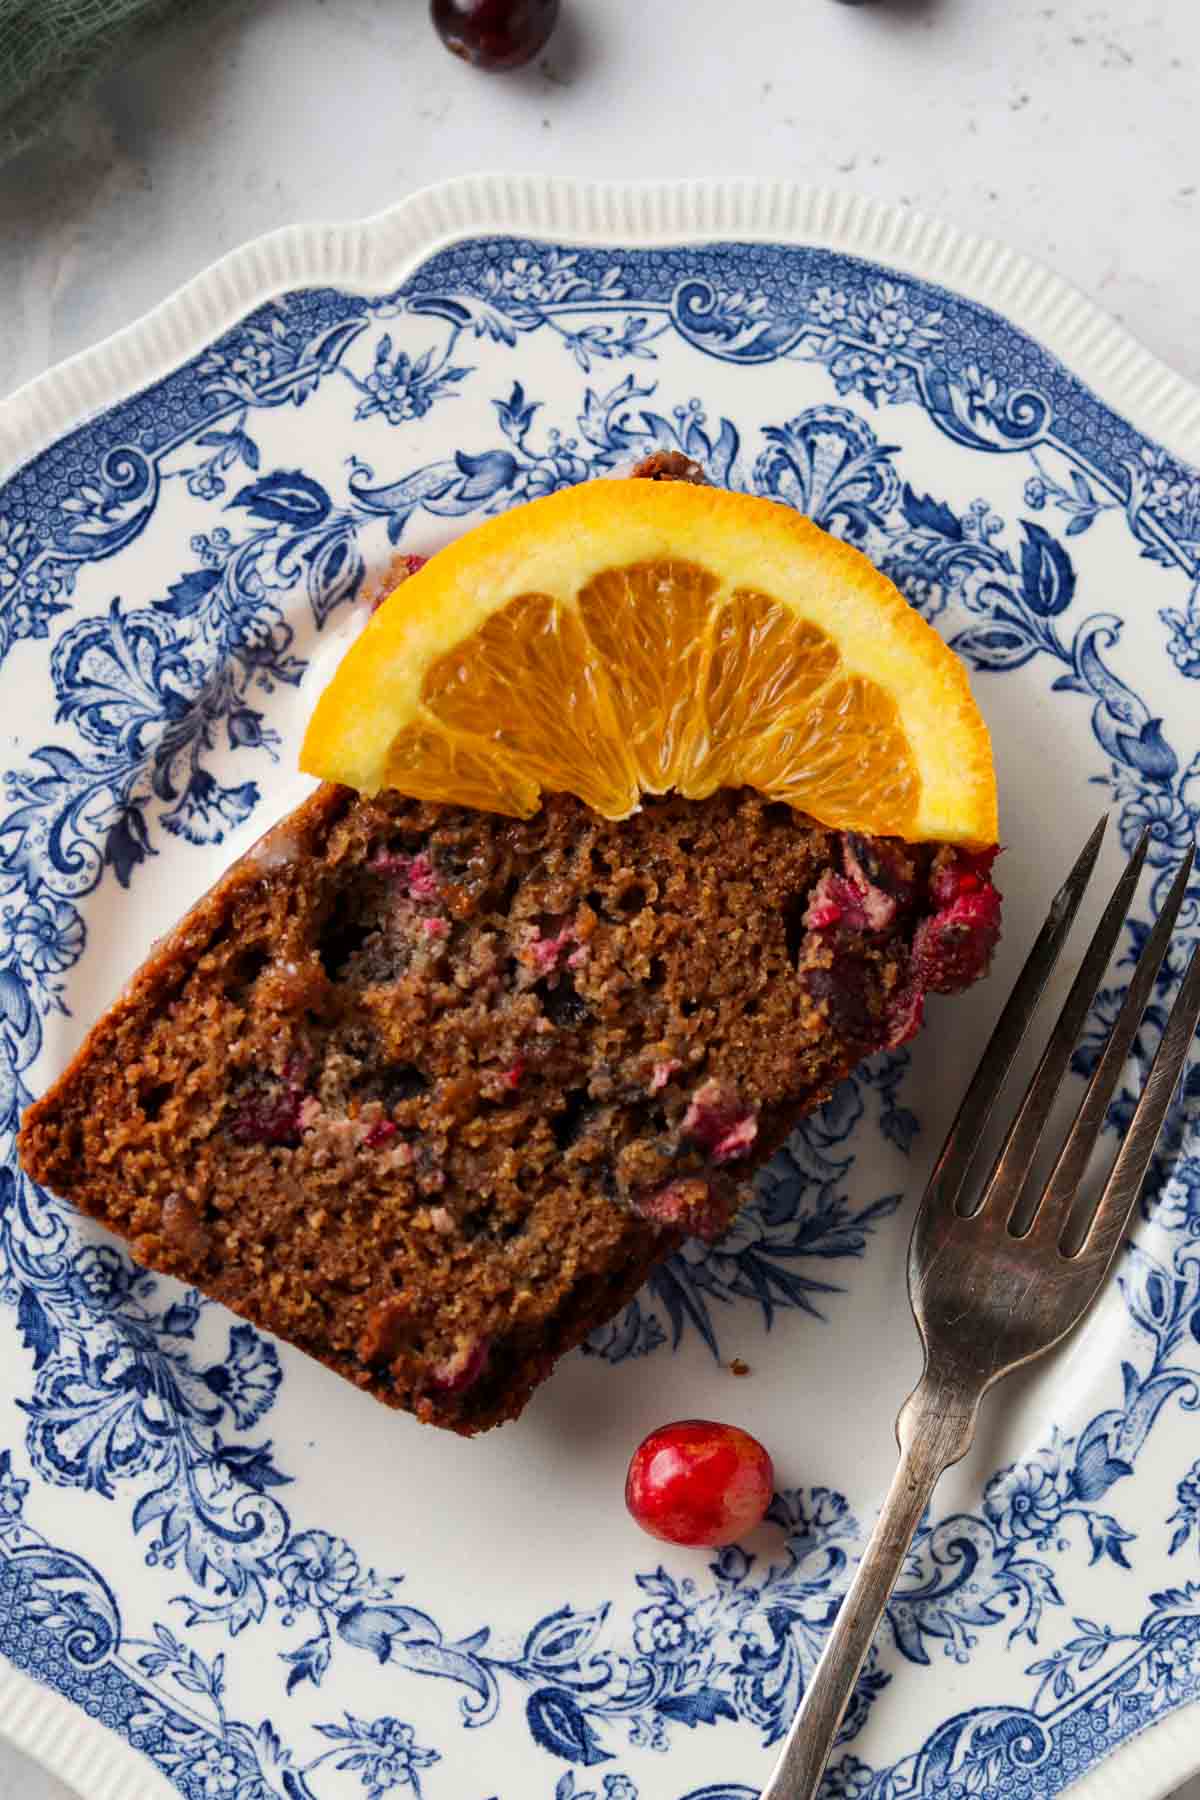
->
xmin=0 ymin=0 xmax=232 ymax=162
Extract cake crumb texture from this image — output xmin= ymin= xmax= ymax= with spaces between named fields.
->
xmin=19 ymin=785 xmax=999 ymax=1433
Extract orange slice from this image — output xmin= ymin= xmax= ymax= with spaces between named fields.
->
xmin=302 ymin=480 xmax=997 ymax=845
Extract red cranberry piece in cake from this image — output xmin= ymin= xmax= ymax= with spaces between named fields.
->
xmin=633 ymin=1177 xmax=727 ymax=1242
xmin=428 ymin=1335 xmax=491 ymax=1395
xmin=914 ymin=849 xmax=1003 ymax=995
xmin=229 ymin=1076 xmax=307 ymax=1148
xmin=19 ymin=784 xmax=1003 ymax=1437
xmin=682 ymin=1079 xmax=759 ymax=1165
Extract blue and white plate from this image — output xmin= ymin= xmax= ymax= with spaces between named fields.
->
xmin=2 ymin=178 xmax=1199 ymax=1800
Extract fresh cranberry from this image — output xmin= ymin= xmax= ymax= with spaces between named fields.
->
xmin=625 ymin=1420 xmax=774 ymax=1547
xmin=431 ymin=0 xmax=559 ymax=70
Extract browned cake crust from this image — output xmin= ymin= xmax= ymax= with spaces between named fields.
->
xmin=18 ymin=779 xmax=1001 ymax=1433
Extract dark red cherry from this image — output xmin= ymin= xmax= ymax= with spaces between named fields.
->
xmin=431 ymin=0 xmax=560 ymax=72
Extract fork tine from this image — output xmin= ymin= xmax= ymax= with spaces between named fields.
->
xmin=1065 ymin=940 xmax=1200 ymax=1263
xmin=919 ymin=815 xmax=1107 ymax=1220
xmin=1027 ymin=851 xmax=1194 ymax=1241
xmin=968 ymin=825 xmax=1150 ymax=1222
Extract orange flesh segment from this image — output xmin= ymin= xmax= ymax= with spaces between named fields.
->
xmin=419 ymin=593 xmax=639 ymax=817
xmin=408 ymin=561 xmax=920 ymax=834
xmin=384 ymin=722 xmax=539 ymax=816
xmin=678 ymin=587 xmax=842 ymax=798
xmin=756 ymin=675 xmax=918 ymax=835
xmin=576 ymin=560 xmax=720 ymax=794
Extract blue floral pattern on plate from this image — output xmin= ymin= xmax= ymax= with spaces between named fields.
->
xmin=1 ymin=220 xmax=1199 ymax=1799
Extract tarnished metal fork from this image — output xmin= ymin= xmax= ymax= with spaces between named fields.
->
xmin=762 ymin=817 xmax=1200 ymax=1800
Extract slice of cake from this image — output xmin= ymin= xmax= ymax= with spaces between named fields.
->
xmin=19 ymin=466 xmax=1001 ymax=1433
xmin=19 ymin=785 xmax=998 ymax=1433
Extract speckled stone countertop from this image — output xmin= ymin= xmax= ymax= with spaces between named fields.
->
xmin=1 ymin=1 xmax=1198 ymax=1795
xmin=1 ymin=0 xmax=1198 ymax=404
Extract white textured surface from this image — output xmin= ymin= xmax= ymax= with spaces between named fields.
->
xmin=1 ymin=2 xmax=1199 ymax=1797
xmin=0 ymin=1744 xmax=77 ymax=1800
xmin=1 ymin=0 xmax=1198 ymax=403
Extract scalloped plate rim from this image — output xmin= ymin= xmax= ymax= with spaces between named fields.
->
xmin=2 ymin=173 xmax=1199 ymax=1800
xmin=4 ymin=176 xmax=1200 ymax=479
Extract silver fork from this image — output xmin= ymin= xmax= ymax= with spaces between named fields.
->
xmin=761 ymin=817 xmax=1200 ymax=1800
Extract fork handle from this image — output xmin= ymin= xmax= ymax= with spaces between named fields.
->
xmin=759 ymin=1372 xmax=980 ymax=1800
